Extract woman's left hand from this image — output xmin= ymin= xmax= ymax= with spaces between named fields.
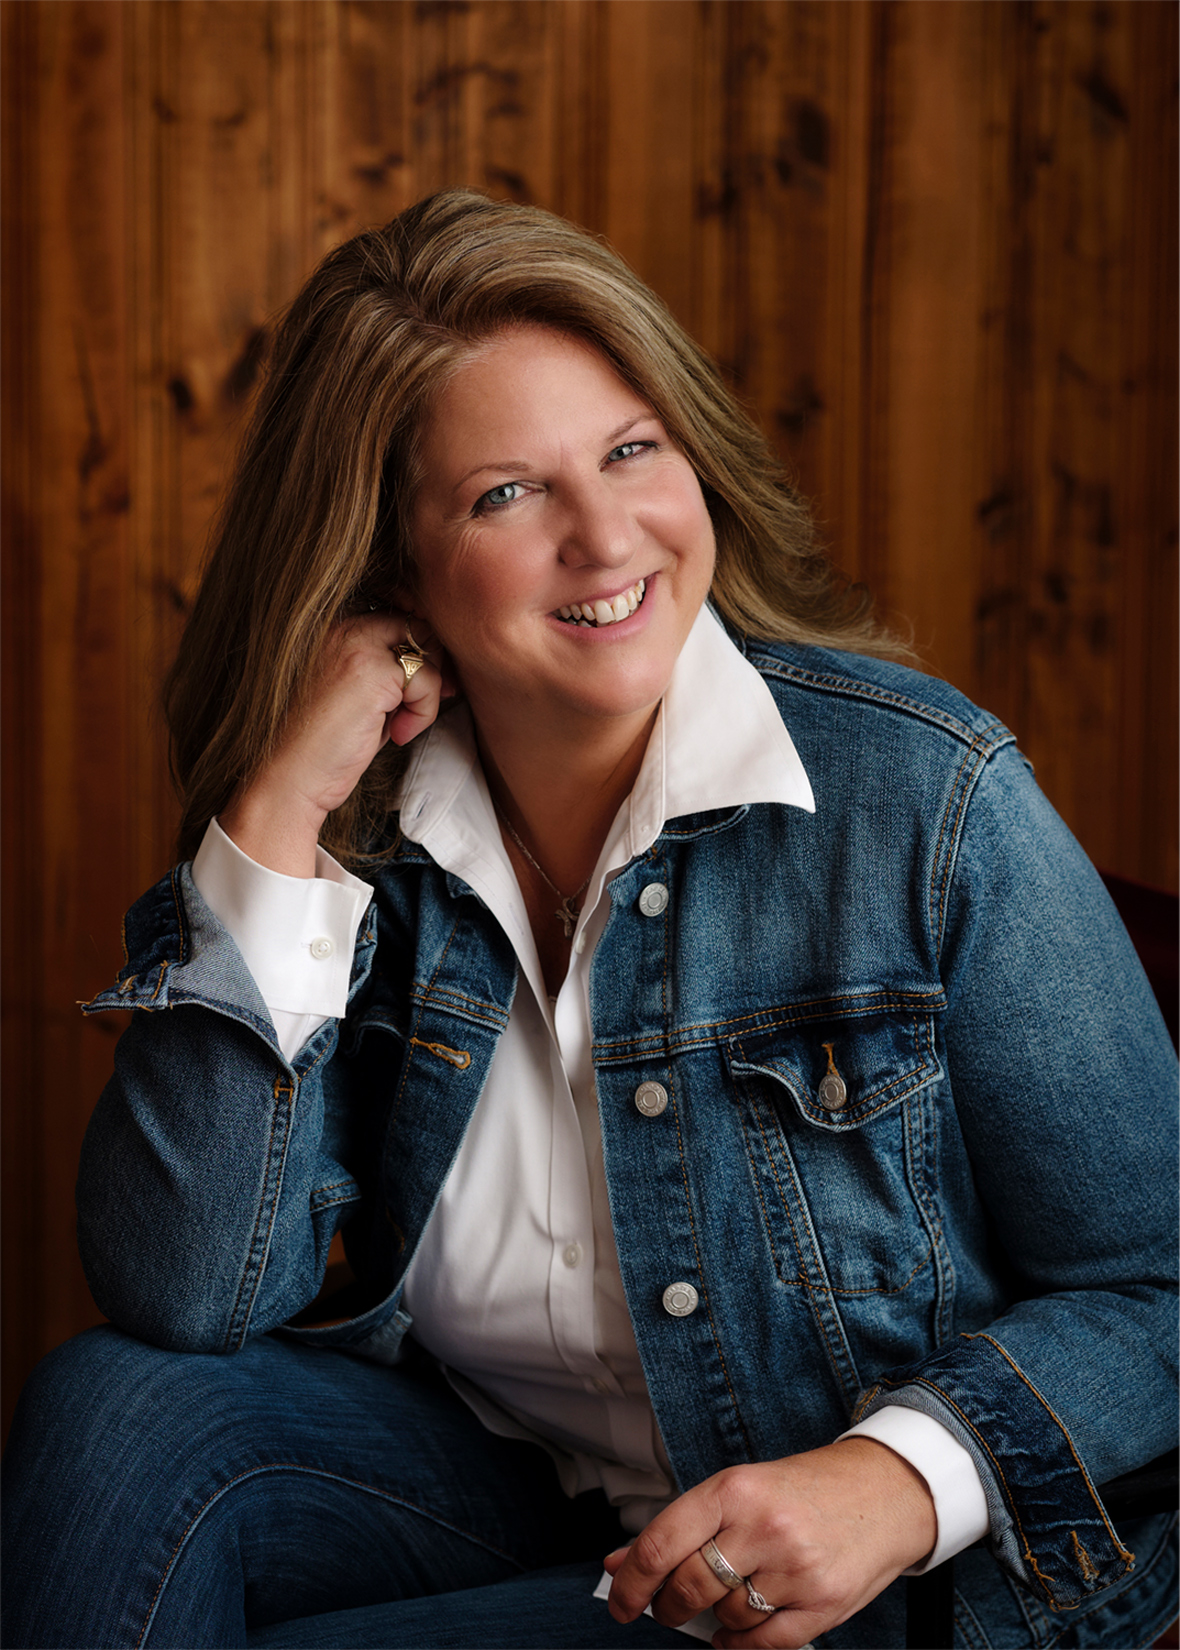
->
xmin=603 ymin=1438 xmax=936 ymax=1649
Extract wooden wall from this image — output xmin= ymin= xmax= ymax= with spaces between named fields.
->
xmin=3 ymin=0 xmax=1176 ymax=1434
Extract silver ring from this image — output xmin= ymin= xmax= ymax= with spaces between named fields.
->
xmin=699 ymin=1537 xmax=744 ymax=1591
xmin=745 ymin=1582 xmax=776 ymax=1613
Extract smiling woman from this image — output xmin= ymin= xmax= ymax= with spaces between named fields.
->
xmin=2 ymin=192 xmax=1175 ymax=1650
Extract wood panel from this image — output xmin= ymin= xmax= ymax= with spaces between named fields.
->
xmin=4 ymin=0 xmax=1176 ymax=1436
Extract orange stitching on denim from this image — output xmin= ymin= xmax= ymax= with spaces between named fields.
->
xmin=829 ymin=1247 xmax=932 ymax=1298
xmin=736 ymin=1096 xmax=802 ymax=1287
xmin=964 ymin=1334 xmax=1136 ymax=1562
xmin=149 ymin=960 xmax=168 ymax=1002
xmin=409 ymin=983 xmax=509 ymax=1026
xmin=222 ymin=1079 xmax=295 ymax=1352
xmin=389 ymin=919 xmax=467 ymax=1138
xmin=748 ymin=1088 xmax=856 ymax=1395
xmin=409 ymin=1037 xmax=471 ymax=1070
xmin=169 ymin=867 xmax=186 ymax=964
xmin=928 ymin=743 xmax=980 ymax=956
xmin=1070 ymin=1530 xmax=1099 ymax=1583
xmin=311 ymin=1178 xmax=358 ymax=1199
xmin=933 ymin=757 xmax=982 ymax=958
xmin=664 ymin=967 xmax=751 ymax=1456
xmin=850 ymin=1383 xmax=882 ymax=1425
xmin=592 ymin=992 xmax=948 ymax=1064
xmin=752 ymin=655 xmax=1012 ymax=748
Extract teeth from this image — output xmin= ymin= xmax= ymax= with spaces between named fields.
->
xmin=558 ymin=579 xmax=648 ymax=628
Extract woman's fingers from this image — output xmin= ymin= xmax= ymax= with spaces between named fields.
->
xmin=606 ymin=1491 xmax=722 ymax=1623
xmin=608 ymin=1443 xmax=936 ymax=1647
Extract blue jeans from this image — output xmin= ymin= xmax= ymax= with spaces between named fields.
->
xmin=1 ymin=1327 xmax=692 ymax=1649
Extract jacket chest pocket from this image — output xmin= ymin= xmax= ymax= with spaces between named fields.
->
xmin=724 ymin=997 xmax=945 ymax=1298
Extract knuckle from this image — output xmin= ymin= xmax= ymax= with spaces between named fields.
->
xmin=632 ymin=1528 xmax=671 ymax=1576
xmin=665 ymin=1576 xmax=710 ymax=1616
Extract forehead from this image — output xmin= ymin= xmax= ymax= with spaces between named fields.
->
xmin=422 ymin=326 xmax=648 ymax=454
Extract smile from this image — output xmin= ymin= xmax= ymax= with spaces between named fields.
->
xmin=555 ymin=578 xmax=647 ymax=628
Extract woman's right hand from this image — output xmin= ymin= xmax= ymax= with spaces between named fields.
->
xmin=218 ymin=613 xmax=446 ymax=877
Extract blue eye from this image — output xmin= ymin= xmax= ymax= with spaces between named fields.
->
xmin=474 ymin=482 xmax=525 ymax=515
xmin=607 ymin=441 xmax=652 ymax=463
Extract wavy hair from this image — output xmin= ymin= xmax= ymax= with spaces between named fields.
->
xmin=165 ymin=189 xmax=907 ymax=865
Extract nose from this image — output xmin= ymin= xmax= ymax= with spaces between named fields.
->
xmin=557 ymin=477 xmax=640 ymax=570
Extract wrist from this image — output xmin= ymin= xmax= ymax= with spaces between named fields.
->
xmin=218 ymin=782 xmax=327 ymax=878
xmin=833 ymin=1436 xmax=937 ymax=1570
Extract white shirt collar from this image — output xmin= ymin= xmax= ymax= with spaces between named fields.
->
xmin=398 ymin=604 xmax=812 ymax=849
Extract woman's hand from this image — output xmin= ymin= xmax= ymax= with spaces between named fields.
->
xmin=218 ymin=613 xmax=447 ymax=877
xmin=603 ymin=1438 xmax=936 ymax=1649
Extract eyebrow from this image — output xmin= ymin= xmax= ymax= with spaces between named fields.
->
xmin=452 ymin=416 xmax=652 ymax=490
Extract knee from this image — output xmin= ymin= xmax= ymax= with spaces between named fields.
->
xmin=6 ymin=1326 xmax=176 ymax=1479
xmin=5 ymin=1323 xmax=249 ymax=1493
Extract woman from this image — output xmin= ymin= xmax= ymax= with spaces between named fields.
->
xmin=3 ymin=191 xmax=1175 ymax=1650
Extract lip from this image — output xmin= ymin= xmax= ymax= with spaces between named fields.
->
xmin=551 ymin=574 xmax=653 ymax=631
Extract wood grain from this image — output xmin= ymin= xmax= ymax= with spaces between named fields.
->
xmin=3 ymin=0 xmax=1175 ymax=1436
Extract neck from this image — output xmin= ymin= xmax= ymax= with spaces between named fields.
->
xmin=474 ymin=703 xmax=658 ymax=895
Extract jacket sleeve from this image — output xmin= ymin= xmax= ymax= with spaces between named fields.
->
xmin=853 ymin=739 xmax=1178 ymax=1612
xmin=77 ymin=863 xmax=378 ymax=1354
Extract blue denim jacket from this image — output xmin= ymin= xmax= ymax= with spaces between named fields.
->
xmin=79 ymin=639 xmax=1177 ymax=1647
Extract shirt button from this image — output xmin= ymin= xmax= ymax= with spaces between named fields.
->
xmin=634 ymin=1081 xmax=669 ymax=1117
xmin=638 ymin=883 xmax=669 ymax=917
xmin=591 ymin=1377 xmax=610 ymax=1395
xmin=563 ymin=1242 xmax=583 ymax=1269
xmin=819 ymin=1073 xmax=848 ymax=1111
xmin=662 ymin=1281 xmax=699 ymax=1317
xmin=309 ymin=936 xmax=335 ymax=960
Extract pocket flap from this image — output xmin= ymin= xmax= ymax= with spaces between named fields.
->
xmin=726 ymin=989 xmax=945 ymax=1129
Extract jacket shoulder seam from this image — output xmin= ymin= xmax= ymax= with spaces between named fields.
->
xmin=750 ymin=652 xmax=1015 ymax=754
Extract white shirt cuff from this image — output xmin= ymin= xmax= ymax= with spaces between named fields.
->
xmin=191 ymin=818 xmax=372 ymax=1020
xmin=839 ymin=1405 xmax=991 ymax=1572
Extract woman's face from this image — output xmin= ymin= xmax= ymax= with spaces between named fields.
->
xmin=408 ymin=325 xmax=716 ymax=745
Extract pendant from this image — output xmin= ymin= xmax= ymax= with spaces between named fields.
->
xmin=555 ymin=898 xmax=579 ymax=939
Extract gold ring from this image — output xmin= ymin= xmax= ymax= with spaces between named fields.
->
xmin=395 ymin=645 xmax=426 ymax=683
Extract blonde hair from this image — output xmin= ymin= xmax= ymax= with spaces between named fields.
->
xmin=165 ymin=189 xmax=906 ymax=865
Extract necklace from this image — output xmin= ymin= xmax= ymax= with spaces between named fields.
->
xmin=495 ymin=809 xmax=591 ymax=939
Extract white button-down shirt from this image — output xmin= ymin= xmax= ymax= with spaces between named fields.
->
xmin=193 ymin=606 xmax=988 ymax=1564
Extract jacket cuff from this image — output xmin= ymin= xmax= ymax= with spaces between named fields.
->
xmin=852 ymin=1332 xmax=1136 ymax=1611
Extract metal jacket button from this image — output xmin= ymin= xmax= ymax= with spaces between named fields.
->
xmin=819 ymin=1073 xmax=848 ymax=1111
xmin=662 ymin=1281 xmax=699 ymax=1317
xmin=635 ymin=1081 xmax=668 ymax=1116
xmin=638 ymin=883 xmax=668 ymax=917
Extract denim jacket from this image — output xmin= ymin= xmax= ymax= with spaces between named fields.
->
xmin=79 ymin=639 xmax=1178 ymax=1648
